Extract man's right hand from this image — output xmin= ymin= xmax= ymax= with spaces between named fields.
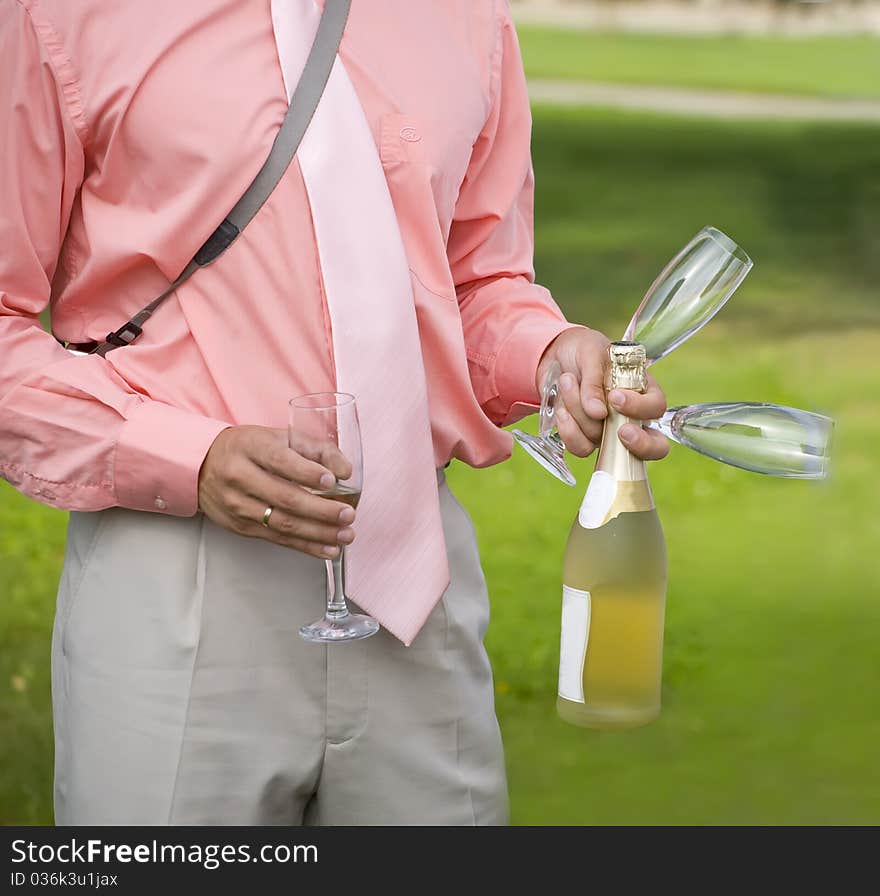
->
xmin=197 ymin=426 xmax=356 ymax=560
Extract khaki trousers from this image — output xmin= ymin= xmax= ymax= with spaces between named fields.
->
xmin=51 ymin=471 xmax=508 ymax=825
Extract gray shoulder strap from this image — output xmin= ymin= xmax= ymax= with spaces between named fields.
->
xmin=89 ymin=0 xmax=352 ymax=357
xmin=227 ymin=0 xmax=352 ymax=237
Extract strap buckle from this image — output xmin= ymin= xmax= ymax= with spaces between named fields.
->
xmin=103 ymin=320 xmax=144 ymax=348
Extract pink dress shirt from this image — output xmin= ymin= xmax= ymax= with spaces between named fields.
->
xmin=0 ymin=0 xmax=575 ymax=517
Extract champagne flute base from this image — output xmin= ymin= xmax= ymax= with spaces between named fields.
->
xmin=299 ymin=612 xmax=380 ymax=643
xmin=512 ymin=429 xmax=576 ymax=486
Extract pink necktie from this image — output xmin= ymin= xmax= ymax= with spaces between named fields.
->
xmin=272 ymin=0 xmax=450 ymax=645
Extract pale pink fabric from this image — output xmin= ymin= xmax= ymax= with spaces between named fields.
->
xmin=0 ymin=1 xmax=577 ymax=620
xmin=274 ymin=0 xmax=448 ymax=643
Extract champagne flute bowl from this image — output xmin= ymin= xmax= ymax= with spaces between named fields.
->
xmin=649 ymin=402 xmax=834 ymax=479
xmin=624 ymin=226 xmax=753 ymax=364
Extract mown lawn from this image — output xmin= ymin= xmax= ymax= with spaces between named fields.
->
xmin=517 ymin=27 xmax=880 ymax=100
xmin=2 ymin=105 xmax=879 ymax=824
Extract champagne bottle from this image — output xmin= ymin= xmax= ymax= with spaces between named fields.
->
xmin=557 ymin=342 xmax=668 ymax=729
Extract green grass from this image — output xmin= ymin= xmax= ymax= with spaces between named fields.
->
xmin=518 ymin=27 xmax=880 ymax=100
xmin=527 ymin=106 xmax=880 ymax=339
xmin=2 ymin=106 xmax=879 ymax=824
xmin=0 ymin=489 xmax=66 ymax=823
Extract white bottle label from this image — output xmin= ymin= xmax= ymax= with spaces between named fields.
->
xmin=578 ymin=470 xmax=617 ymax=529
xmin=558 ymin=585 xmax=591 ymax=703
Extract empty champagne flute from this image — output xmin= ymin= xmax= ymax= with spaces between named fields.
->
xmin=513 ymin=226 xmax=753 ymax=485
xmin=623 ymin=226 xmax=753 ymax=363
xmin=648 ymin=402 xmax=834 ymax=479
xmin=289 ymin=392 xmax=379 ymax=643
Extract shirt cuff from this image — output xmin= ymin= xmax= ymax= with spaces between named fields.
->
xmin=114 ymin=401 xmax=232 ymax=516
xmin=494 ymin=316 xmax=586 ymax=422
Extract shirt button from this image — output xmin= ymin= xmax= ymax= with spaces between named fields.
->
xmin=154 ymin=497 xmax=167 ymax=510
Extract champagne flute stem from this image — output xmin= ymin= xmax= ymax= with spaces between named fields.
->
xmin=548 ymin=431 xmax=565 ymax=451
xmin=646 ymin=416 xmax=675 ymax=440
xmin=326 ymin=549 xmax=350 ymax=620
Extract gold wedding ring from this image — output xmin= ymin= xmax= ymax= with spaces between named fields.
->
xmin=261 ymin=506 xmax=274 ymax=528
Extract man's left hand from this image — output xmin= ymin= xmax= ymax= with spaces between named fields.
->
xmin=535 ymin=327 xmax=670 ymax=461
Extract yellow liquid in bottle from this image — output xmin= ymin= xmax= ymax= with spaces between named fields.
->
xmin=557 ymin=498 xmax=667 ymax=730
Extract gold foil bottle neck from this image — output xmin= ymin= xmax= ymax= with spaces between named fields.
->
xmin=590 ymin=340 xmax=651 ymax=494
xmin=608 ymin=341 xmax=647 ymax=393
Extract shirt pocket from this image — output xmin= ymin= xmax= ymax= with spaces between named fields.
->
xmin=379 ymin=113 xmax=472 ymax=301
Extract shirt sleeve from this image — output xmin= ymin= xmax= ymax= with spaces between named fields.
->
xmin=446 ymin=1 xmax=584 ymax=428
xmin=0 ymin=3 xmax=230 ymax=516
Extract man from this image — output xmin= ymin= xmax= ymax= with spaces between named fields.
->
xmin=0 ymin=0 xmax=668 ymax=825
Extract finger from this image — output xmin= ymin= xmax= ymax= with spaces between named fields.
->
xmin=230 ymin=494 xmax=356 ymax=553
xmin=250 ymin=431 xmax=342 ymax=490
xmin=556 ymin=401 xmax=603 ymax=451
xmin=619 ymin=424 xmax=670 ymax=461
xmin=567 ymin=329 xmax=611 ymax=421
xmin=207 ymin=500 xmax=342 ymax=560
xmin=289 ymin=432 xmax=353 ymax=482
xmin=608 ymin=375 xmax=667 ymax=422
xmin=555 ymin=411 xmax=597 ymax=459
xmin=574 ymin=360 xmax=610 ymax=422
xmin=239 ymin=459 xmax=357 ymax=526
xmin=557 ymin=373 xmax=604 ymax=445
xmin=253 ymin=527 xmax=342 ymax=561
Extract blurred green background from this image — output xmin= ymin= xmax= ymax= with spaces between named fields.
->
xmin=2 ymin=22 xmax=879 ymax=824
xmin=518 ymin=28 xmax=880 ymax=98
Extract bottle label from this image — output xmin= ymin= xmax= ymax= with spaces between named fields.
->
xmin=558 ymin=585 xmax=591 ymax=703
xmin=579 ymin=472 xmax=655 ymax=528
xmin=578 ymin=470 xmax=617 ymax=529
